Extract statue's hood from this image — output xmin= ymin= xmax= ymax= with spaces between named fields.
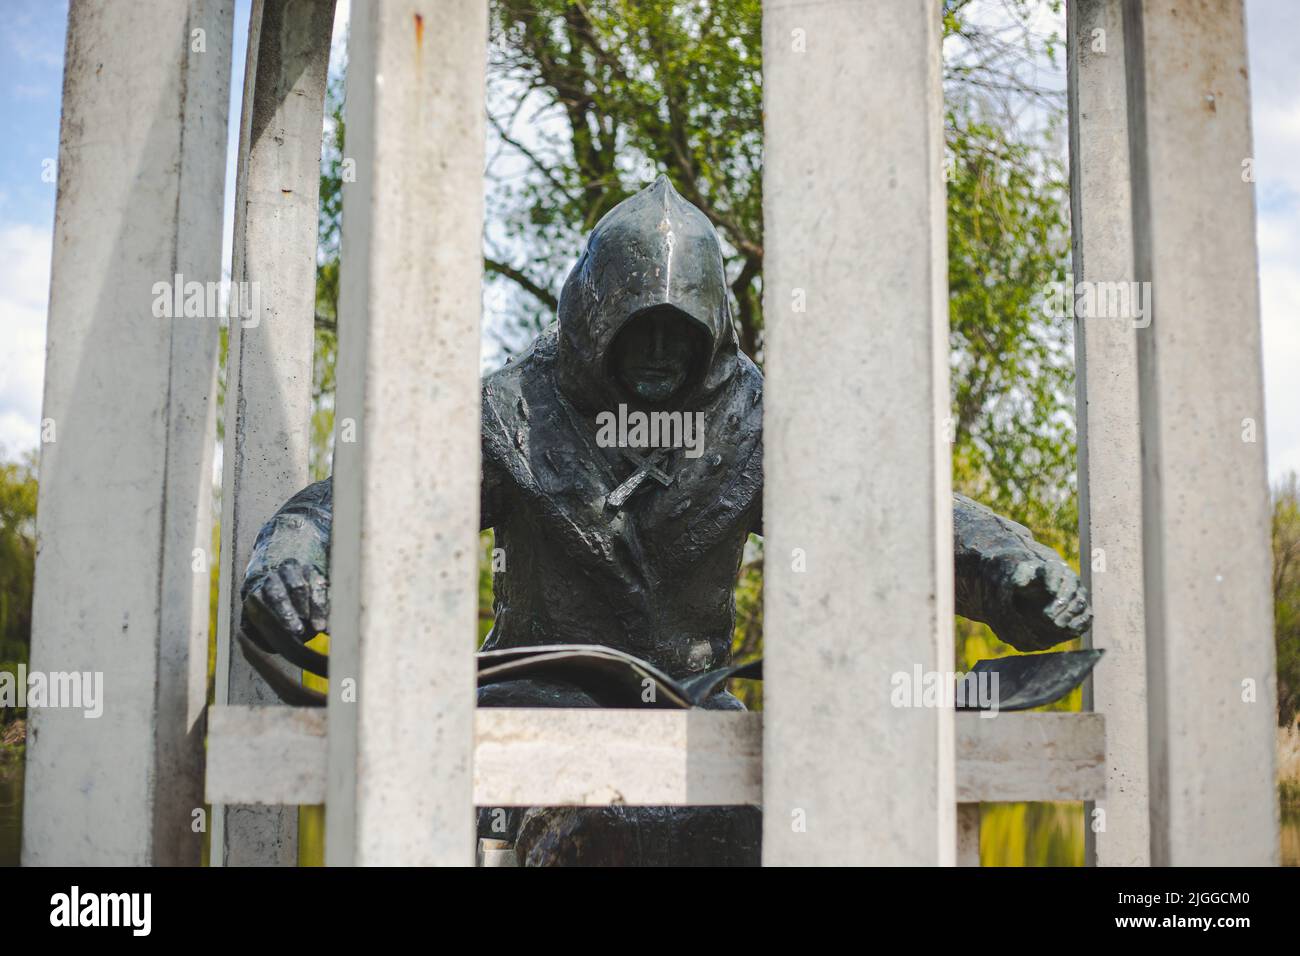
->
xmin=555 ymin=175 xmax=739 ymax=411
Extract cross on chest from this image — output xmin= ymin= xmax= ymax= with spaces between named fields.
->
xmin=607 ymin=447 xmax=676 ymax=508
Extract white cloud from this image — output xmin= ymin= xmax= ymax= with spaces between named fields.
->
xmin=0 ymin=222 xmax=51 ymax=458
xmin=1260 ymin=263 xmax=1300 ymax=474
xmin=1248 ymin=0 xmax=1300 ymax=482
xmin=332 ymin=0 xmax=350 ymax=51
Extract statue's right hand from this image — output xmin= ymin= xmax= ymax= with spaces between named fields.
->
xmin=241 ymin=558 xmax=329 ymax=657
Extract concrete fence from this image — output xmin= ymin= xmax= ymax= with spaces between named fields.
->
xmin=22 ymin=0 xmax=1278 ymax=866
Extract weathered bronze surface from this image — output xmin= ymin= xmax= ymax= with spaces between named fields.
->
xmin=240 ymin=176 xmax=1091 ymax=866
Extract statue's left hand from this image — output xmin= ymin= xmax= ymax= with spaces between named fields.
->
xmin=984 ymin=552 xmax=1092 ymax=652
xmin=241 ymin=558 xmax=330 ymax=664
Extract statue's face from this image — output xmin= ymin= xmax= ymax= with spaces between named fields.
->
xmin=611 ymin=307 xmax=703 ymax=405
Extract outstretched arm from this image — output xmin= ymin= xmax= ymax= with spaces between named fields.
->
xmin=746 ymin=493 xmax=1089 ymax=651
xmin=953 ymin=493 xmax=1091 ymax=652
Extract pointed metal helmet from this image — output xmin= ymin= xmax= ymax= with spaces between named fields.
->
xmin=556 ymin=175 xmax=739 ymax=408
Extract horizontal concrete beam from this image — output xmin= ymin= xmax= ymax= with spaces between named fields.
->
xmin=475 ymin=709 xmax=763 ymax=807
xmin=206 ymin=707 xmax=1104 ymax=808
xmin=956 ymin=712 xmax=1106 ymax=803
xmin=207 ymin=705 xmax=329 ymax=805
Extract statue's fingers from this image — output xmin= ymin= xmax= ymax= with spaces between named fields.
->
xmin=279 ymin=560 xmax=311 ymax=623
xmin=1052 ymin=589 xmax=1089 ymax=628
xmin=1068 ymin=590 xmax=1089 ymax=617
xmin=1065 ymin=605 xmax=1094 ymax=634
xmin=1064 ymin=587 xmax=1093 ymax=627
xmin=1048 ymin=589 xmax=1075 ymax=625
xmin=306 ymin=565 xmax=329 ymax=636
xmin=261 ymin=573 xmax=307 ymax=642
xmin=243 ymin=589 xmax=295 ymax=652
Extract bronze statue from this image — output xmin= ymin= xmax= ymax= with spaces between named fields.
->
xmin=238 ymin=176 xmax=1093 ymax=866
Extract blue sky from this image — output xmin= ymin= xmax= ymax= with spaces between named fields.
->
xmin=1 ymin=0 xmax=1298 ymax=483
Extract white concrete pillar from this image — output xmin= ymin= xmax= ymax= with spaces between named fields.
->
xmin=761 ymin=0 xmax=955 ymax=865
xmin=22 ymin=0 xmax=233 ymax=865
xmin=1124 ymin=0 xmax=1279 ymax=865
xmin=325 ymin=0 xmax=486 ymax=866
xmin=1066 ymin=0 xmax=1150 ymax=867
xmin=212 ymin=0 xmax=336 ymax=866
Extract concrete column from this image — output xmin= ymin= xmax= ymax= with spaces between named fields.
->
xmin=761 ymin=0 xmax=955 ymax=865
xmin=212 ymin=0 xmax=336 ymax=866
xmin=1066 ymin=0 xmax=1150 ymax=867
xmin=1124 ymin=0 xmax=1279 ymax=865
xmin=22 ymin=0 xmax=233 ymax=865
xmin=325 ymin=0 xmax=486 ymax=866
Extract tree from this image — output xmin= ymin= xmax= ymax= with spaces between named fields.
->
xmin=486 ymin=0 xmax=765 ymax=356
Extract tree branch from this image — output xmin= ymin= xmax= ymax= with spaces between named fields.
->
xmin=485 ymin=257 xmax=559 ymax=311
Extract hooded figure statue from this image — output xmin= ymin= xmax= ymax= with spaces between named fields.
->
xmin=477 ymin=175 xmax=763 ymax=687
xmin=239 ymin=176 xmax=1092 ymax=866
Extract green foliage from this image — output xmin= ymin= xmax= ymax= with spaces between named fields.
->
xmin=487 ymin=0 xmax=764 ymax=354
xmin=0 ymin=450 xmax=37 ymax=698
xmin=946 ymin=109 xmax=1077 ymax=559
xmin=1273 ymin=472 xmax=1300 ymax=728
xmin=0 ymin=729 xmax=23 ymax=868
xmin=310 ymin=71 xmax=346 ymax=482
xmin=728 ymin=539 xmax=763 ymax=709
xmin=979 ymin=802 xmax=1083 ymax=866
xmin=0 ymin=450 xmax=37 ymax=739
xmin=478 ymin=530 xmax=497 ymax=646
